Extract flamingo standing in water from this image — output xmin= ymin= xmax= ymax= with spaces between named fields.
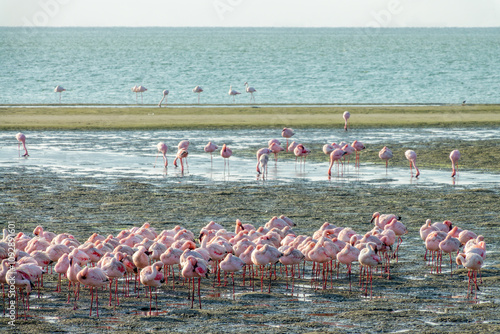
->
xmin=132 ymin=85 xmax=147 ymax=104
xmin=77 ymin=267 xmax=109 ymax=317
xmin=244 ymin=82 xmax=256 ymax=103
xmin=16 ymin=132 xmax=29 ymax=157
xmin=358 ymin=242 xmax=381 ymax=298
xmin=158 ymin=89 xmax=169 ymax=107
xmin=343 ymin=111 xmax=350 ymax=131
xmin=351 ymin=140 xmax=365 ymax=167
xmin=155 ymin=142 xmax=168 ymax=168
xmin=181 ymin=255 xmax=209 ymax=309
xmin=258 ymin=154 xmax=269 ymax=179
xmin=328 ymin=148 xmax=346 ymax=176
xmin=256 ymin=148 xmax=272 ymax=174
xmin=281 ymin=128 xmax=295 ymax=152
xmin=405 ymin=150 xmax=420 ymax=178
xmin=54 ymin=85 xmax=65 ymax=103
xmin=175 ymin=149 xmax=189 ymax=173
xmin=294 ymin=144 xmax=310 ymax=165
xmin=228 ymin=86 xmax=241 ymax=102
xmin=450 ymin=149 xmax=460 ymax=177
xmin=140 ymin=262 xmax=165 ymax=315
xmin=268 ymin=142 xmax=285 ymax=163
xmin=378 ymin=146 xmax=393 ymax=170
xmin=204 ymin=142 xmax=218 ymax=164
xmin=173 ymin=140 xmax=189 ymax=169
xmin=456 ymin=252 xmax=483 ymax=299
xmin=219 ymin=253 xmax=245 ymax=298
xmin=193 ymin=86 xmax=203 ymax=103
xmin=221 ymin=144 xmax=232 ymax=173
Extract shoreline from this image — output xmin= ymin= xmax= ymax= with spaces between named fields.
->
xmin=1 ymin=104 xmax=499 ymax=130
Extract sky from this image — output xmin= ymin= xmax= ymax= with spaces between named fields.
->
xmin=1 ymin=0 xmax=499 ymax=28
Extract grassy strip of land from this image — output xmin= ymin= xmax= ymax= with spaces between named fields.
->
xmin=1 ymin=104 xmax=499 ymax=130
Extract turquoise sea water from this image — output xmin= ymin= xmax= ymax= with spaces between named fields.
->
xmin=1 ymin=27 xmax=499 ymax=105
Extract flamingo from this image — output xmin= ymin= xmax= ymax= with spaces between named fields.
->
xmin=100 ymin=256 xmax=126 ymax=308
xmin=193 ymin=86 xmax=203 ymax=103
xmin=155 ymin=142 xmax=168 ymax=168
xmin=181 ymin=255 xmax=209 ymax=309
xmin=174 ymin=149 xmax=189 ymax=173
xmin=251 ymin=244 xmax=282 ymax=293
xmin=281 ymin=128 xmax=295 ymax=152
xmin=140 ymin=262 xmax=165 ymax=315
xmin=341 ymin=144 xmax=355 ymax=166
xmin=351 ymin=140 xmax=365 ymax=167
xmin=173 ymin=140 xmax=189 ymax=169
xmin=259 ymin=154 xmax=269 ymax=179
xmin=450 ymin=149 xmax=461 ymax=177
xmin=343 ymin=111 xmax=350 ymax=131
xmin=456 ymin=253 xmax=483 ymax=299
xmin=54 ymin=85 xmax=65 ymax=103
xmin=268 ymin=142 xmax=285 ymax=163
xmin=294 ymin=144 xmax=310 ymax=165
xmin=77 ymin=267 xmax=109 ymax=317
xmin=244 ymin=82 xmax=256 ymax=103
xmin=405 ymin=150 xmax=420 ymax=178
xmin=220 ymin=144 xmax=232 ymax=172
xmin=378 ymin=146 xmax=393 ymax=170
xmin=6 ymin=267 xmax=33 ymax=319
xmin=358 ymin=242 xmax=380 ymax=297
xmin=132 ymin=85 xmax=147 ymax=104
xmin=204 ymin=141 xmax=218 ymax=164
xmin=336 ymin=243 xmax=360 ymax=291
xmin=328 ymin=148 xmax=346 ymax=176
xmin=54 ymin=254 xmax=70 ymax=293
xmin=16 ymin=132 xmax=29 ymax=157
xmin=256 ymin=148 xmax=272 ymax=174
xmin=219 ymin=253 xmax=245 ymax=297
xmin=228 ymin=85 xmax=241 ymax=102
xmin=439 ymin=235 xmax=461 ymax=276
xmin=158 ymin=89 xmax=169 ymax=107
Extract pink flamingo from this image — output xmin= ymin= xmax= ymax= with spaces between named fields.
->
xmin=328 ymin=148 xmax=346 ymax=176
xmin=6 ymin=267 xmax=33 ymax=319
xmin=158 ymin=89 xmax=169 ymax=107
xmin=140 ymin=262 xmax=165 ymax=315
xmin=251 ymin=244 xmax=282 ymax=292
xmin=425 ymin=231 xmax=447 ymax=274
xmin=181 ymin=255 xmax=209 ymax=309
xmin=77 ymin=267 xmax=109 ymax=317
xmin=204 ymin=141 xmax=218 ymax=164
xmin=341 ymin=144 xmax=355 ymax=167
xmin=53 ymin=254 xmax=70 ymax=292
xmin=358 ymin=242 xmax=380 ymax=298
xmin=456 ymin=253 xmax=483 ymax=299
xmin=352 ymin=140 xmax=365 ymax=167
xmin=220 ymin=144 xmax=232 ymax=173
xmin=259 ymin=154 xmax=269 ymax=179
xmin=228 ymin=85 xmax=241 ymax=102
xmin=279 ymin=247 xmax=304 ymax=285
xmin=174 ymin=149 xmax=189 ymax=173
xmin=450 ymin=149 xmax=461 ymax=177
xmin=256 ymin=148 xmax=272 ymax=173
xmin=219 ymin=253 xmax=245 ymax=297
xmin=281 ymin=128 xmax=295 ymax=152
xmin=66 ymin=256 xmax=82 ymax=309
xmin=155 ymin=142 xmax=168 ymax=168
xmin=132 ymin=85 xmax=147 ymax=104
xmin=100 ymin=256 xmax=126 ymax=308
xmin=244 ymin=82 xmax=256 ymax=103
xmin=405 ymin=150 xmax=420 ymax=178
xmin=378 ymin=146 xmax=393 ymax=170
xmin=54 ymin=85 xmax=65 ymax=103
xmin=268 ymin=142 xmax=285 ymax=162
xmin=16 ymin=133 xmax=29 ymax=157
xmin=420 ymin=219 xmax=439 ymax=260
xmin=294 ymin=144 xmax=310 ymax=165
xmin=343 ymin=111 xmax=350 ymax=131
xmin=337 ymin=243 xmax=360 ymax=291
xmin=439 ymin=235 xmax=461 ymax=276
xmin=193 ymin=86 xmax=203 ymax=103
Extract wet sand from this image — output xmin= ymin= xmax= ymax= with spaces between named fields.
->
xmin=1 ymin=168 xmax=499 ymax=333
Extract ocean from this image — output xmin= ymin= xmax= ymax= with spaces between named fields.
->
xmin=1 ymin=27 xmax=499 ymax=105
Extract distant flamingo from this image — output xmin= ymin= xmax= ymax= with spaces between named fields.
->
xmin=193 ymin=86 xmax=203 ymax=103
xmin=77 ymin=267 xmax=109 ymax=317
xmin=16 ymin=132 xmax=29 ymax=157
xmin=405 ymin=150 xmax=420 ymax=178
xmin=204 ymin=141 xmax=218 ymax=164
xmin=244 ymin=82 xmax=256 ymax=103
xmin=221 ymin=144 xmax=232 ymax=172
xmin=343 ymin=111 xmax=350 ymax=131
xmin=140 ymin=262 xmax=165 ymax=315
xmin=450 ymin=149 xmax=460 ymax=177
xmin=351 ymin=140 xmax=365 ymax=167
xmin=158 ymin=89 xmax=169 ymax=107
xmin=358 ymin=242 xmax=380 ymax=298
xmin=281 ymin=128 xmax=295 ymax=152
xmin=132 ymin=85 xmax=147 ymax=104
xmin=256 ymin=148 xmax=272 ymax=174
xmin=228 ymin=85 xmax=241 ymax=102
xmin=328 ymin=148 xmax=346 ymax=176
xmin=378 ymin=146 xmax=393 ymax=170
xmin=54 ymin=85 xmax=65 ymax=103
xmin=155 ymin=142 xmax=168 ymax=168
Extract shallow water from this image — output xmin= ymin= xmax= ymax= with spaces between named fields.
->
xmin=2 ymin=128 xmax=499 ymax=188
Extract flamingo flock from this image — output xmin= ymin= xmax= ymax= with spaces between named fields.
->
xmin=420 ymin=218 xmax=485 ymax=298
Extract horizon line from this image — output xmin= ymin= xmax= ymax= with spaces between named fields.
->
xmin=1 ymin=25 xmax=500 ymax=29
